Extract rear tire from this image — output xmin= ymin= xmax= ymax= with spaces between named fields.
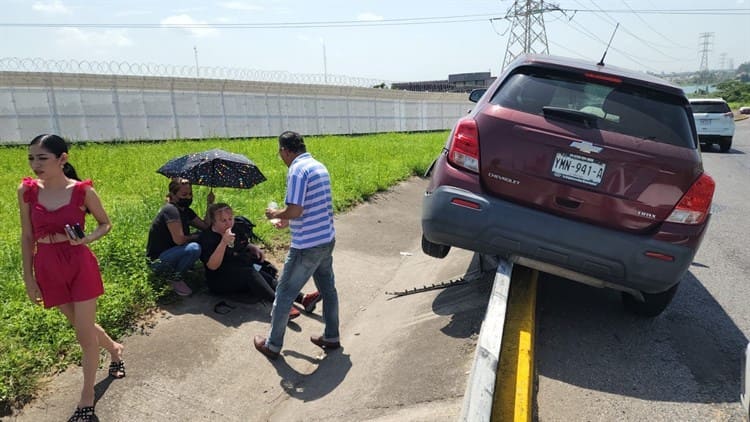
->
xmin=719 ymin=136 xmax=733 ymax=153
xmin=422 ymin=234 xmax=450 ymax=258
xmin=621 ymin=283 xmax=679 ymax=317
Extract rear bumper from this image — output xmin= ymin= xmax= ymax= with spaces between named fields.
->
xmin=696 ymin=129 xmax=734 ymax=138
xmin=422 ymin=185 xmax=705 ymax=294
xmin=698 ymin=134 xmax=733 ymax=143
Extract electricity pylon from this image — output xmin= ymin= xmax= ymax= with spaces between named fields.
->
xmin=698 ymin=32 xmax=713 ymax=73
xmin=501 ymin=0 xmax=560 ymax=70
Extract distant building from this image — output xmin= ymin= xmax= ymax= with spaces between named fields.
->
xmin=391 ymin=72 xmax=496 ymax=93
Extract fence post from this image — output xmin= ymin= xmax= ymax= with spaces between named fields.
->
xmin=46 ymin=74 xmax=61 ymax=136
xmin=169 ymin=78 xmax=180 ymax=139
xmin=112 ymin=75 xmax=124 ymax=140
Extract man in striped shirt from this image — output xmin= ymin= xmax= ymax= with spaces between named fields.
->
xmin=254 ymin=131 xmax=340 ymax=360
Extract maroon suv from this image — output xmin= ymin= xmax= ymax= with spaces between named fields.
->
xmin=421 ymin=54 xmax=715 ymax=316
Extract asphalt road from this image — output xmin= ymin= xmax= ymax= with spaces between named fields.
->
xmin=535 ymin=118 xmax=750 ymax=421
xmin=9 ymin=178 xmax=496 ymax=422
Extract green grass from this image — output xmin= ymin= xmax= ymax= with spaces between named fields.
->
xmin=0 ymin=131 xmax=448 ymax=414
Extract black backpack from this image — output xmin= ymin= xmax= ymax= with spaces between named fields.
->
xmin=232 ymin=216 xmax=258 ymax=250
xmin=231 ymin=215 xmax=279 ymax=283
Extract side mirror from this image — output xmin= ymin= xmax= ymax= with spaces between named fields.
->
xmin=469 ymin=88 xmax=487 ymax=103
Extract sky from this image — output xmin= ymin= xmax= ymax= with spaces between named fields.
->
xmin=1 ymin=0 xmax=749 ymax=84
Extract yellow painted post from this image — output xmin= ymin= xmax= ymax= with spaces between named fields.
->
xmin=492 ymin=266 xmax=538 ymax=421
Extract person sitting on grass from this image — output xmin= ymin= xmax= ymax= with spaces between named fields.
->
xmin=198 ymin=203 xmax=321 ymax=319
xmin=146 ymin=178 xmax=212 ymax=296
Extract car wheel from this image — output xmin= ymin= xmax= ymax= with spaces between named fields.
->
xmin=719 ymin=137 xmax=732 ymax=153
xmin=621 ymin=283 xmax=680 ymax=317
xmin=699 ymin=142 xmax=712 ymax=152
xmin=422 ymin=234 xmax=450 ymax=258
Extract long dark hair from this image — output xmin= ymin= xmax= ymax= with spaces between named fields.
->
xmin=29 ymin=134 xmax=80 ymax=181
xmin=166 ymin=177 xmax=191 ymax=203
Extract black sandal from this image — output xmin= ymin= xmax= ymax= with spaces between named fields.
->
xmin=213 ymin=300 xmax=236 ymax=315
xmin=67 ymin=406 xmax=95 ymax=422
xmin=108 ymin=360 xmax=126 ymax=379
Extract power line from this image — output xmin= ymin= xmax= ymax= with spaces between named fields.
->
xmin=560 ymin=18 xmax=658 ymax=72
xmin=0 ymin=8 xmax=748 ymax=29
xmin=582 ymin=0 xmax=686 ymax=61
xmin=618 ymin=0 xmax=691 ymax=49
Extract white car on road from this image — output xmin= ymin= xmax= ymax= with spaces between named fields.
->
xmin=690 ymin=98 xmax=735 ymax=153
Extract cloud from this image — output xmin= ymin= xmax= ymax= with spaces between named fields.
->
xmin=115 ymin=10 xmax=152 ymax=18
xmin=56 ymin=28 xmax=133 ymax=48
xmin=220 ymin=1 xmax=263 ymax=11
xmin=32 ymin=0 xmax=70 ymax=14
xmin=356 ymin=12 xmax=383 ymax=21
xmin=161 ymin=14 xmax=218 ymax=38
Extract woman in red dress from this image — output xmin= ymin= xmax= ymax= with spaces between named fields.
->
xmin=18 ymin=134 xmax=124 ymax=422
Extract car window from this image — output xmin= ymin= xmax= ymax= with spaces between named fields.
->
xmin=489 ymin=69 xmax=695 ymax=148
xmin=690 ymin=102 xmax=731 ymax=113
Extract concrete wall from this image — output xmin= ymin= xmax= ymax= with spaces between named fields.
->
xmin=0 ymin=72 xmax=470 ymax=144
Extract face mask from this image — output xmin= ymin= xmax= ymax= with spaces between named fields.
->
xmin=176 ymin=198 xmax=193 ymax=208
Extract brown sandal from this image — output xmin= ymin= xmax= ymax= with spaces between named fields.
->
xmin=108 ymin=360 xmax=126 ymax=379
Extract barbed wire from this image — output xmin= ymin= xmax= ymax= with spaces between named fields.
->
xmin=0 ymin=57 xmax=395 ymax=88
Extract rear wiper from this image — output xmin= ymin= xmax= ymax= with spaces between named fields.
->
xmin=542 ymin=106 xmax=599 ymax=129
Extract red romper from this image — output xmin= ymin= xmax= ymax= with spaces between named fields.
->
xmin=22 ymin=177 xmax=104 ymax=308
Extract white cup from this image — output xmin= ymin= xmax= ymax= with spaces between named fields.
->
xmin=268 ymin=201 xmax=280 ymax=225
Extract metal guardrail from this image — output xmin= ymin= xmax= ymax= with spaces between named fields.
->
xmin=460 ymin=257 xmax=538 ymax=422
xmin=460 ymin=257 xmax=514 ymax=421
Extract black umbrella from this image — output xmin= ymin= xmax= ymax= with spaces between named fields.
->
xmin=156 ymin=149 xmax=266 ymax=189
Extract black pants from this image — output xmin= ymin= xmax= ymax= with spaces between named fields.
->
xmin=207 ymin=265 xmax=303 ymax=303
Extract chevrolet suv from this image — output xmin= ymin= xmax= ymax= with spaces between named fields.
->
xmin=689 ymin=98 xmax=735 ymax=152
xmin=422 ymin=54 xmax=715 ymax=317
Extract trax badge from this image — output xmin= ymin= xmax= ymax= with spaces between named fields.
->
xmin=570 ymin=141 xmax=602 ymax=154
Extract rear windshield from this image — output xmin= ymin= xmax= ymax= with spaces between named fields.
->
xmin=690 ymin=101 xmax=731 ymax=114
xmin=489 ymin=68 xmax=695 ymax=148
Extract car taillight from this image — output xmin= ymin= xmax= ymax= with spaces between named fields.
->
xmin=665 ymin=173 xmax=715 ymax=224
xmin=448 ymin=118 xmax=479 ymax=173
xmin=724 ymin=112 xmax=734 ymax=118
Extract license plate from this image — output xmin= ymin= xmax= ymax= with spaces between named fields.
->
xmin=551 ymin=152 xmax=606 ymax=186
xmin=699 ymin=119 xmax=711 ymax=125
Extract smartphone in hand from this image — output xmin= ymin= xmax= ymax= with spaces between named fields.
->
xmin=72 ymin=223 xmax=85 ymax=239
xmin=64 ymin=224 xmax=79 ymax=240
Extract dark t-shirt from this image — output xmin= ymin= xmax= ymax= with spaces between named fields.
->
xmin=198 ymin=229 xmax=257 ymax=282
xmin=146 ymin=203 xmax=198 ymax=259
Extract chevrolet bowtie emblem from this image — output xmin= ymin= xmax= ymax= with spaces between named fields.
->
xmin=570 ymin=141 xmax=602 ymax=154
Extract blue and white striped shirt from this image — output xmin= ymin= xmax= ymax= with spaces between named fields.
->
xmin=285 ymin=152 xmax=335 ymax=249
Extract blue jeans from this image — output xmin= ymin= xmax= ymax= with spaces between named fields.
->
xmin=149 ymin=242 xmax=201 ymax=279
xmin=266 ymin=240 xmax=339 ymax=352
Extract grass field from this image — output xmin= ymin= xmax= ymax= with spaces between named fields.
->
xmin=0 ymin=131 xmax=448 ymax=414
